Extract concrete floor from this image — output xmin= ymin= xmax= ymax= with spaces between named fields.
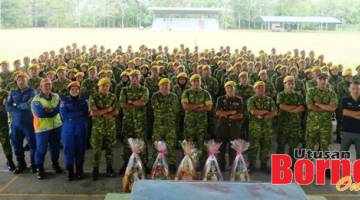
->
xmin=0 ymin=140 xmax=359 ymax=200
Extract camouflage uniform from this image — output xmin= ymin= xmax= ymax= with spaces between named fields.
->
xmin=172 ymin=82 xmax=190 ymax=141
xmin=247 ymin=95 xmax=277 ymax=167
xmin=202 ymin=76 xmax=219 ymax=139
xmin=144 ymin=77 xmax=160 ymax=139
xmin=28 ymin=77 xmax=41 ymax=91
xmin=0 ymin=89 xmax=12 ymax=157
xmin=181 ymin=88 xmax=212 ymax=164
xmin=88 ymin=92 xmax=119 ymax=167
xmin=119 ymin=85 xmax=149 ymax=163
xmin=0 ymin=71 xmax=14 ymax=89
xmin=276 ymin=91 xmax=304 ymax=157
xmin=306 ymin=87 xmax=337 ymax=151
xmin=335 ymin=80 xmax=351 ymax=140
xmin=235 ymin=84 xmax=254 ymax=140
xmin=151 ymin=91 xmax=179 ymax=165
xmin=80 ymin=78 xmax=99 ymax=99
xmin=52 ymin=78 xmax=71 ymax=98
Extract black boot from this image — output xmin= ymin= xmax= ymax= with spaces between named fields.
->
xmin=76 ymin=165 xmax=84 ymax=179
xmin=6 ymin=155 xmax=16 ymax=172
xmin=13 ymin=160 xmax=27 ymax=174
xmin=106 ymin=165 xmax=116 ymax=177
xmin=92 ymin=167 xmax=99 ymax=181
xmin=36 ymin=165 xmax=45 ymax=180
xmin=52 ymin=162 xmax=63 ymax=173
xmin=66 ymin=166 xmax=75 ymax=181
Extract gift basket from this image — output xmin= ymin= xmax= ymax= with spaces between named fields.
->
xmin=122 ymin=138 xmax=145 ymax=192
xmin=203 ymin=140 xmax=223 ymax=181
xmin=151 ymin=141 xmax=169 ymax=180
xmin=230 ymin=139 xmax=250 ymax=182
xmin=175 ymin=140 xmax=197 ymax=181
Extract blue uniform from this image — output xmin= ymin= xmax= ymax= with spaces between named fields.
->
xmin=31 ymin=92 xmax=62 ymax=167
xmin=60 ymin=96 xmax=88 ymax=168
xmin=5 ymin=87 xmax=36 ymax=165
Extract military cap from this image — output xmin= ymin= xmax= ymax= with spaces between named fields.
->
xmin=120 ymin=71 xmax=129 ymax=77
xmin=0 ymin=60 xmax=9 ymax=65
xmin=177 ymin=72 xmax=188 ymax=79
xmin=330 ymin=65 xmax=339 ymax=71
xmin=56 ymin=66 xmax=67 ymax=73
xmin=67 ymin=68 xmax=78 ymax=73
xmin=28 ymin=64 xmax=39 ymax=70
xmin=67 ymin=81 xmax=80 ymax=89
xmin=253 ymin=81 xmax=265 ymax=89
xmin=88 ymin=66 xmax=97 ymax=71
xmin=46 ymin=70 xmax=56 ymax=76
xmin=283 ymin=76 xmax=295 ymax=83
xmin=312 ymin=66 xmax=321 ymax=73
xmin=342 ymin=68 xmax=352 ymax=77
xmin=289 ymin=66 xmax=298 ymax=73
xmin=80 ymin=63 xmax=89 ymax=68
xmin=304 ymin=68 xmax=313 ymax=74
xmin=202 ymin=65 xmax=210 ymax=70
xmin=190 ymin=74 xmax=201 ymax=82
xmin=317 ymin=73 xmax=329 ymax=79
xmin=75 ymin=72 xmax=85 ymax=77
xmin=158 ymin=78 xmax=170 ymax=86
xmin=140 ymin=64 xmax=149 ymax=69
xmin=224 ymin=81 xmax=236 ymax=87
xmin=98 ymin=69 xmax=107 ymax=75
xmin=275 ymin=64 xmax=282 ymax=71
xmin=129 ymin=69 xmax=141 ymax=76
xmin=97 ymin=78 xmax=111 ymax=86
xmin=239 ymin=71 xmax=248 ymax=78
xmin=258 ymin=70 xmax=267 ymax=76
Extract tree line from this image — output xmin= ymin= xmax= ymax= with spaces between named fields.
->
xmin=0 ymin=0 xmax=359 ymax=30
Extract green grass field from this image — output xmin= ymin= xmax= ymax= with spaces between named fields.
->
xmin=0 ymin=28 xmax=359 ymax=70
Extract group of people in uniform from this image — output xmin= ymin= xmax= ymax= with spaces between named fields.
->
xmin=0 ymin=43 xmax=359 ymax=181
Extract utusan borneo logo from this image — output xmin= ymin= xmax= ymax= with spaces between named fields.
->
xmin=271 ymin=148 xmax=360 ymax=191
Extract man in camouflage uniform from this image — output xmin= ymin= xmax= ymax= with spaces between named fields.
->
xmin=53 ymin=66 xmax=71 ymax=98
xmin=80 ymin=66 xmax=98 ymax=99
xmin=80 ymin=66 xmax=99 ymax=148
xmin=28 ymin=64 xmax=41 ymax=92
xmin=201 ymin=65 xmax=219 ymax=139
xmin=276 ymin=76 xmax=305 ymax=159
xmin=0 ymin=88 xmax=15 ymax=171
xmin=119 ymin=70 xmax=149 ymax=173
xmin=275 ymin=65 xmax=288 ymax=93
xmin=236 ymin=72 xmax=254 ymax=140
xmin=353 ymin=65 xmax=360 ymax=82
xmin=0 ymin=61 xmax=14 ymax=89
xmin=172 ymin=72 xmax=190 ymax=142
xmin=215 ymin=81 xmax=244 ymax=171
xmin=181 ymin=74 xmax=212 ymax=167
xmin=151 ymin=78 xmax=179 ymax=173
xmin=144 ymin=66 xmax=160 ymax=140
xmin=258 ymin=70 xmax=276 ymax=99
xmin=247 ymin=81 xmax=277 ymax=172
xmin=89 ymin=78 xmax=119 ymax=180
xmin=306 ymin=73 xmax=337 ymax=151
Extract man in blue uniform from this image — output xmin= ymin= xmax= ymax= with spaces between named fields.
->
xmin=5 ymin=72 xmax=36 ymax=174
xmin=31 ymin=78 xmax=63 ymax=180
xmin=60 ymin=81 xmax=89 ymax=181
